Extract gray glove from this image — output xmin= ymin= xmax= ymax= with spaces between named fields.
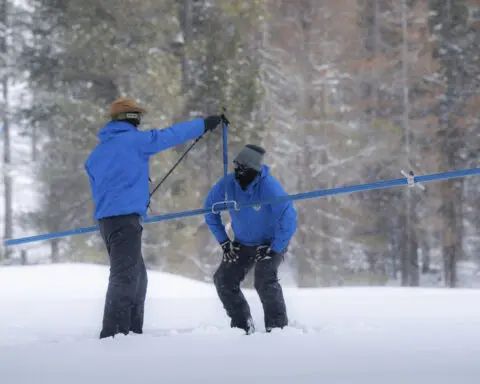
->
xmin=255 ymin=245 xmax=275 ymax=262
xmin=220 ymin=240 xmax=240 ymax=263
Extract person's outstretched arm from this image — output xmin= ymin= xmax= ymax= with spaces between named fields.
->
xmin=136 ymin=116 xmax=222 ymax=156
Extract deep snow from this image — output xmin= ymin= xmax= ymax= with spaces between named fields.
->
xmin=1 ymin=263 xmax=480 ymax=384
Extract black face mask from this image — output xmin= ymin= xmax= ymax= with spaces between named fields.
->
xmin=234 ymin=165 xmax=259 ymax=190
xmin=115 ymin=112 xmax=142 ymax=127
xmin=123 ymin=117 xmax=141 ymax=127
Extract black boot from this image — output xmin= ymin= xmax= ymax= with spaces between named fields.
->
xmin=231 ymin=316 xmax=255 ymax=335
xmin=265 ymin=324 xmax=286 ymax=333
xmin=130 ymin=256 xmax=148 ymax=335
xmin=99 ymin=326 xmax=129 ymax=339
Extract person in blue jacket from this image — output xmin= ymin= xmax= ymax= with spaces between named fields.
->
xmin=204 ymin=144 xmax=297 ymax=334
xmin=85 ymin=97 xmax=223 ymax=339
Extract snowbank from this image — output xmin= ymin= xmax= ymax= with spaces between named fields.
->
xmin=0 ymin=263 xmax=214 ymax=300
xmin=0 ymin=263 xmax=480 ymax=384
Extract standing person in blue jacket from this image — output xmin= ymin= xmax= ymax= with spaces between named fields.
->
xmin=85 ymin=97 xmax=223 ymax=339
xmin=204 ymin=144 xmax=297 ymax=334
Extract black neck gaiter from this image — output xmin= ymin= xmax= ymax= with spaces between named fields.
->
xmin=235 ymin=168 xmax=259 ymax=190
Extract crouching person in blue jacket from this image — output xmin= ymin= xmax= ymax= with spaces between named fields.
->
xmin=85 ymin=98 xmax=223 ymax=339
xmin=204 ymin=144 xmax=297 ymax=334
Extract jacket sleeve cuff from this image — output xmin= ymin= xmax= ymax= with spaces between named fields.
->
xmin=214 ymin=231 xmax=229 ymax=245
xmin=269 ymin=242 xmax=284 ymax=254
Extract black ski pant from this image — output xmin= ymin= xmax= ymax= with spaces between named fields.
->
xmin=98 ymin=213 xmax=147 ymax=338
xmin=213 ymin=243 xmax=288 ymax=331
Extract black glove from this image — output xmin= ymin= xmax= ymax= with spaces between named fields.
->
xmin=203 ymin=115 xmax=223 ymax=133
xmin=221 ymin=113 xmax=230 ymax=126
xmin=255 ymin=245 xmax=276 ymax=262
xmin=220 ymin=240 xmax=240 ymax=263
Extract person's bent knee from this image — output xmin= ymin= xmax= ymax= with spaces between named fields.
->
xmin=253 ymin=278 xmax=263 ymax=293
xmin=213 ymin=268 xmax=224 ymax=288
xmin=213 ymin=267 xmax=236 ymax=291
xmin=254 ymin=275 xmax=274 ymax=292
xmin=254 ymin=271 xmax=279 ymax=292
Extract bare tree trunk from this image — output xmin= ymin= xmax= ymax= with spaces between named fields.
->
xmin=371 ymin=0 xmax=379 ymax=119
xmin=32 ymin=122 xmax=38 ymax=161
xmin=441 ymin=178 xmax=457 ymax=287
xmin=20 ymin=249 xmax=27 ymax=265
xmin=454 ymin=180 xmax=464 ymax=262
xmin=439 ymin=0 xmax=458 ymax=288
xmin=1 ymin=0 xmax=13 ymax=261
xmin=401 ymin=0 xmax=410 ymax=286
xmin=51 ymin=239 xmax=59 ymax=263
xmin=439 ymin=100 xmax=458 ymax=287
xmin=408 ymin=214 xmax=419 ymax=286
xmin=179 ymin=0 xmax=192 ymax=94
xmin=421 ymin=233 xmax=430 ymax=274
xmin=400 ymin=0 xmax=419 ymax=286
xmin=400 ymin=209 xmax=409 ymax=285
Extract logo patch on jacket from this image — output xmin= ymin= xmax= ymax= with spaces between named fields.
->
xmin=253 ymin=204 xmax=262 ymax=211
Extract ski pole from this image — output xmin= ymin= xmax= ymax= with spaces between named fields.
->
xmin=147 ymin=111 xmax=230 ymax=211
xmin=147 ymin=134 xmax=205 ymax=211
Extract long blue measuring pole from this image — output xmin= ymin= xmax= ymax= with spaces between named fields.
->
xmin=4 ymin=167 xmax=480 ymax=247
xmin=222 ymin=119 xmax=228 ymax=200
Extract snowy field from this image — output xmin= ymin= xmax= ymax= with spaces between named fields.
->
xmin=1 ymin=264 xmax=480 ymax=384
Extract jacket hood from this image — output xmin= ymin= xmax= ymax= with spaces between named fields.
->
xmin=258 ymin=164 xmax=270 ymax=180
xmin=97 ymin=121 xmax=137 ymax=142
xmin=249 ymin=164 xmax=270 ymax=184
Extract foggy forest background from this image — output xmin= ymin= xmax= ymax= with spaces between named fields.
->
xmin=1 ymin=0 xmax=479 ymax=288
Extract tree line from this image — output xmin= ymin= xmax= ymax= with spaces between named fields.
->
xmin=1 ymin=0 xmax=479 ymax=288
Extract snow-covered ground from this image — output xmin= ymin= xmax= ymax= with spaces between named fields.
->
xmin=1 ymin=263 xmax=480 ymax=384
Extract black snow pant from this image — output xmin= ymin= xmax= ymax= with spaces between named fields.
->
xmin=213 ymin=243 xmax=288 ymax=332
xmin=98 ymin=213 xmax=147 ymax=339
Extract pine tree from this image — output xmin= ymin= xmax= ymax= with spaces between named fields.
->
xmin=20 ymin=0 xmax=183 ymax=262
xmin=259 ymin=0 xmax=397 ymax=286
xmin=428 ymin=0 xmax=471 ymax=287
xmin=0 ymin=0 xmax=13 ymax=261
xmin=1 ymin=0 xmax=27 ymax=261
xmin=143 ymin=0 xmax=267 ymax=281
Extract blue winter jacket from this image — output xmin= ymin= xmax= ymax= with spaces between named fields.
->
xmin=85 ymin=118 xmax=205 ymax=220
xmin=204 ymin=165 xmax=297 ymax=253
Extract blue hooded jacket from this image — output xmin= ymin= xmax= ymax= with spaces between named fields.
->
xmin=204 ymin=165 xmax=297 ymax=253
xmin=85 ymin=118 xmax=205 ymax=220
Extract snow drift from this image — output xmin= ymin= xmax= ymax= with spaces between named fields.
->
xmin=1 ymin=263 xmax=480 ymax=384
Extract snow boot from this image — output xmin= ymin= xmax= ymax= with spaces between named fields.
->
xmin=245 ymin=317 xmax=255 ymax=335
xmin=231 ymin=316 xmax=255 ymax=335
xmin=100 ymin=326 xmax=129 ymax=339
xmin=265 ymin=325 xmax=286 ymax=333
